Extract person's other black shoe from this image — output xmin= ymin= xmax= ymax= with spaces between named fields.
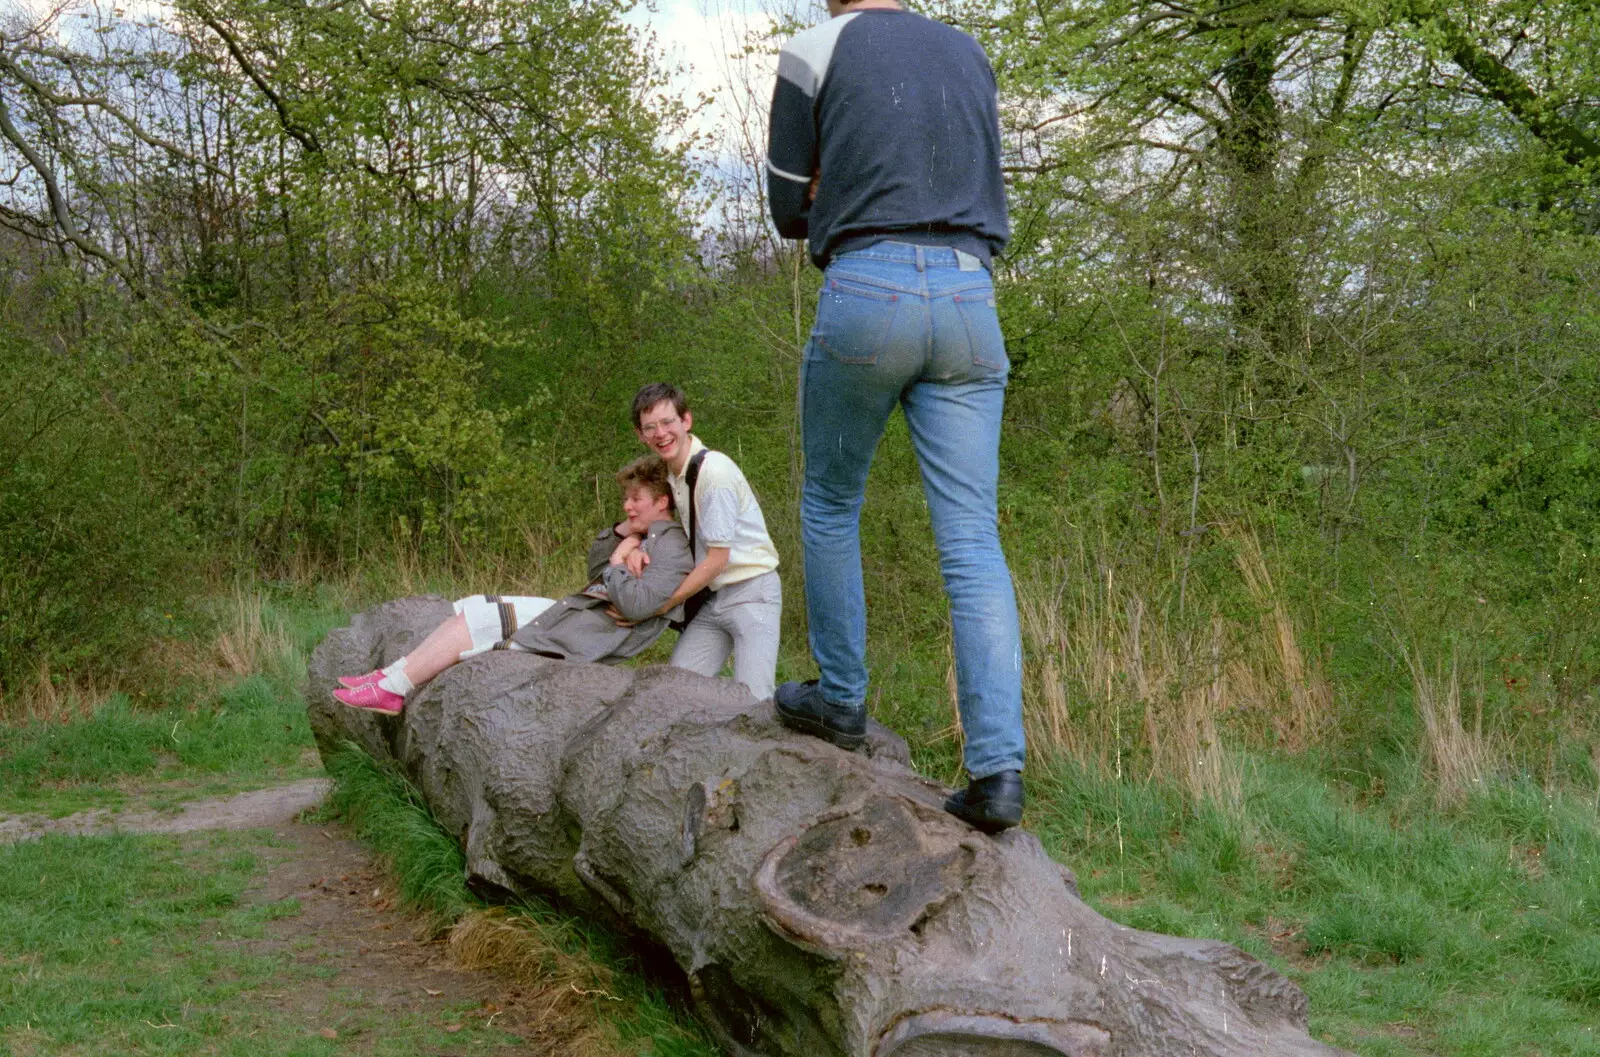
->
xmin=944 ymin=770 xmax=1025 ymax=834
xmin=774 ymin=679 xmax=867 ymax=751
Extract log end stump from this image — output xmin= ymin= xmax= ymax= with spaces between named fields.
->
xmin=309 ymin=597 xmax=1354 ymax=1057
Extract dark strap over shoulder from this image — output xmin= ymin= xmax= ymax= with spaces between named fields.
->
xmin=671 ymin=448 xmax=712 ymax=632
xmin=683 ymin=447 xmax=709 ymax=558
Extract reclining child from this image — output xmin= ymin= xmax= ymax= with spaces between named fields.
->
xmin=334 ymin=455 xmax=693 ymax=714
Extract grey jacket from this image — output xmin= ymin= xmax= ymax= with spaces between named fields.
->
xmin=509 ymin=518 xmax=693 ymax=664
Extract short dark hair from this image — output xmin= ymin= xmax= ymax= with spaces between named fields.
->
xmin=615 ymin=455 xmax=673 ymax=509
xmin=631 ymin=383 xmax=689 ymax=429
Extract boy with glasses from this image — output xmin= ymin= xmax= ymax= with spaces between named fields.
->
xmin=629 ymin=383 xmax=782 ymax=700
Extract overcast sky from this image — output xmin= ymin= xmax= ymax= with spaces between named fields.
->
xmin=624 ymin=0 xmax=806 ymax=143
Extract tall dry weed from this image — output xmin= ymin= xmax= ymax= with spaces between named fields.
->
xmin=0 ymin=661 xmax=110 ymax=723
xmin=926 ymin=631 xmax=968 ymax=784
xmin=1225 ymin=523 xmax=1334 ymax=750
xmin=360 ymin=520 xmax=578 ymax=607
xmin=1403 ymin=644 xmax=1492 ymax=808
xmin=1165 ymin=615 xmax=1243 ymax=810
xmin=1590 ymin=743 xmax=1600 ymax=814
xmin=281 ymin=548 xmax=364 ymax=609
xmin=1018 ymin=556 xmax=1120 ymax=772
xmin=1018 ymin=523 xmax=1331 ymax=807
xmin=214 ymin=586 xmax=295 ymax=677
xmin=1130 ymin=604 xmax=1243 ymax=811
xmin=364 ymin=518 xmax=428 ymax=597
xmin=1018 ymin=551 xmax=1243 ymax=812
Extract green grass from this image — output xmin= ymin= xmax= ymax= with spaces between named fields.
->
xmin=0 ymin=587 xmax=349 ymax=816
xmin=324 ymin=743 xmax=476 ymax=924
xmin=0 ymin=830 xmax=526 ymax=1056
xmin=7 ymin=582 xmax=1600 ymax=1056
xmin=0 ymin=678 xmax=320 ymax=817
xmin=1029 ymin=755 xmax=1600 ymax=1055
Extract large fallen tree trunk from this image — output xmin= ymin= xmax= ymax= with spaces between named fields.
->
xmin=308 ymin=597 xmax=1354 ymax=1057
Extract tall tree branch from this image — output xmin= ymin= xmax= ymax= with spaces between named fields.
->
xmin=186 ymin=4 xmax=324 ymax=154
xmin=1404 ymin=0 xmax=1600 ymax=171
xmin=0 ymin=50 xmax=223 ymax=175
xmin=0 ymin=92 xmax=141 ymax=289
xmin=1292 ymin=23 xmax=1371 ymax=200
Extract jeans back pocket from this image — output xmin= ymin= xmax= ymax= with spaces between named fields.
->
xmin=814 ymin=277 xmax=900 ymax=365
xmin=952 ymin=290 xmax=1009 ymax=372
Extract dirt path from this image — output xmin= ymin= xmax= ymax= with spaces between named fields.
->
xmin=1 ymin=781 xmax=561 ymax=1053
xmin=240 ymin=815 xmax=551 ymax=1049
xmin=0 ymin=778 xmax=333 ymax=843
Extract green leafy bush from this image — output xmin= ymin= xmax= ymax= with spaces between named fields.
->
xmin=0 ymin=326 xmax=197 ymax=691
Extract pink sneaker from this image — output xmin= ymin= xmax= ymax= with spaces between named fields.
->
xmin=333 ymin=683 xmax=404 ymax=715
xmin=338 ymin=670 xmax=385 ymax=689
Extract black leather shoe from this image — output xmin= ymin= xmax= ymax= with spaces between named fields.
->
xmin=774 ymin=679 xmax=867 ymax=751
xmin=944 ymin=770 xmax=1025 ymax=834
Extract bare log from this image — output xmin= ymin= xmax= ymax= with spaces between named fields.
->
xmin=308 ymin=597 xmax=1354 ymax=1057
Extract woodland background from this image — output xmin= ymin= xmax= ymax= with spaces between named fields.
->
xmin=0 ymin=0 xmax=1598 ymax=1048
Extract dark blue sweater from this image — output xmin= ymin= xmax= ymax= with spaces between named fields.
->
xmin=766 ymin=8 xmax=1009 ymax=270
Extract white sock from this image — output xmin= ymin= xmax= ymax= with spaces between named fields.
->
xmin=378 ymin=657 xmax=414 ymax=696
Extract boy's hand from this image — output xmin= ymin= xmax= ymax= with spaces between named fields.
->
xmin=605 ymin=605 xmax=638 ymax=628
xmin=625 ymin=549 xmax=650 ymax=577
xmin=609 ymin=535 xmax=642 ymax=566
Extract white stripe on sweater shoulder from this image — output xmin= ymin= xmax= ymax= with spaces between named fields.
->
xmin=776 ymin=12 xmax=859 ymax=98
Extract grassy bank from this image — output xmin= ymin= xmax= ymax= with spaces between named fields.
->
xmin=1036 ymin=757 xmax=1600 ymax=1054
xmin=0 ymin=587 xmax=347 ymax=816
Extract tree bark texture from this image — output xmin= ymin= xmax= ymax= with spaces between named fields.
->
xmin=308 ymin=597 xmax=1355 ymax=1057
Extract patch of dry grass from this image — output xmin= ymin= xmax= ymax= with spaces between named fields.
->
xmin=0 ymin=662 xmax=111 ymax=724
xmin=1017 ymin=523 xmax=1337 ymax=811
xmin=1402 ymin=644 xmax=1494 ymax=809
xmin=1019 ymin=556 xmax=1243 ymax=812
xmin=447 ymin=908 xmax=638 ymax=1057
xmin=1225 ymin=523 xmax=1334 ymax=751
xmin=213 ymin=586 xmax=296 ymax=679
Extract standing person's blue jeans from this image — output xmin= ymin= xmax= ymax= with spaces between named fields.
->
xmin=798 ymin=241 xmax=1025 ymax=780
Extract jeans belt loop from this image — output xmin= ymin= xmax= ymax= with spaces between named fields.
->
xmin=914 ymin=244 xmax=926 ymax=272
xmin=956 ymin=248 xmax=982 ymax=272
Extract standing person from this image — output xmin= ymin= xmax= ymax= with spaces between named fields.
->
xmin=630 ymin=383 xmax=782 ymax=700
xmin=765 ymin=0 xmax=1025 ymax=832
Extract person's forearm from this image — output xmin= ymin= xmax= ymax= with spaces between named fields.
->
xmin=767 ymin=70 xmax=816 ymax=238
xmin=656 ymin=551 xmax=729 ymax=615
xmin=604 ymin=560 xmax=676 ymax=621
xmin=767 ymin=167 xmax=811 ymax=238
